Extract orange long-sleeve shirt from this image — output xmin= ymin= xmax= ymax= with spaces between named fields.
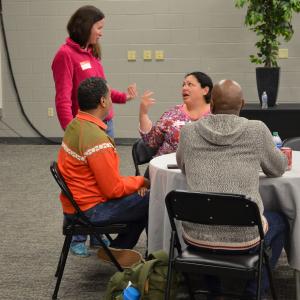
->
xmin=58 ymin=111 xmax=145 ymax=214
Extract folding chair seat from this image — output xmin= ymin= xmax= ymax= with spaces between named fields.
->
xmin=50 ymin=161 xmax=128 ymax=299
xmin=164 ymin=190 xmax=277 ymax=300
xmin=174 ymin=247 xmax=259 ymax=277
xmin=132 ymin=138 xmax=157 ymax=176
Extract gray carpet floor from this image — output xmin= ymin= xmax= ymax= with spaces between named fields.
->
xmin=0 ymin=144 xmax=296 ymax=299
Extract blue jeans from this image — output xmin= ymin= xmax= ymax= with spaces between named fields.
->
xmin=205 ymin=211 xmax=288 ymax=298
xmin=66 ymin=192 xmax=149 ymax=249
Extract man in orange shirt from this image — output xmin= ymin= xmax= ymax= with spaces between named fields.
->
xmin=58 ymin=77 xmax=150 ymax=257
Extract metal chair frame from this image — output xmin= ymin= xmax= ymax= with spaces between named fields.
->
xmin=164 ymin=190 xmax=277 ymax=300
xmin=50 ymin=161 xmax=127 ymax=299
xmin=132 ymin=138 xmax=157 ymax=176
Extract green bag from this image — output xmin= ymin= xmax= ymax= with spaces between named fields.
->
xmin=104 ymin=250 xmax=183 ymax=300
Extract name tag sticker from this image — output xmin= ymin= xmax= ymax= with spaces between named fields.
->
xmin=80 ymin=61 xmax=92 ymax=70
xmin=174 ymin=120 xmax=186 ymax=127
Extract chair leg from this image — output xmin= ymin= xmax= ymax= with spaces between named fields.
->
xmin=256 ymin=246 xmax=264 ymax=300
xmin=105 ymin=233 xmax=113 ymax=243
xmin=182 ymin=273 xmax=196 ymax=300
xmin=264 ymin=251 xmax=278 ymax=300
xmin=165 ymin=231 xmax=195 ymax=300
xmin=55 ymin=236 xmax=69 ymax=277
xmin=295 ymin=270 xmax=300 ymax=300
xmin=94 ymin=233 xmax=123 ymax=272
xmin=52 ymin=235 xmax=72 ymax=300
xmin=165 ymin=231 xmax=175 ymax=300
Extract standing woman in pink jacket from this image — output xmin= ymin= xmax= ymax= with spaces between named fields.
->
xmin=52 ymin=5 xmax=137 ymax=137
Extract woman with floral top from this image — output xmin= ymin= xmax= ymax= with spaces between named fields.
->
xmin=139 ymin=72 xmax=213 ymax=156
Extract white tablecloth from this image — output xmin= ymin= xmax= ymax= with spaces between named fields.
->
xmin=149 ymin=151 xmax=300 ymax=270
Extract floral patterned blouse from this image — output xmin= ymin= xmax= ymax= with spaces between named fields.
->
xmin=140 ymin=104 xmax=210 ymax=156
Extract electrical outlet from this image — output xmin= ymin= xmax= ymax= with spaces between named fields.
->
xmin=143 ymin=50 xmax=152 ymax=61
xmin=155 ymin=50 xmax=164 ymax=61
xmin=127 ymin=50 xmax=136 ymax=61
xmin=48 ymin=107 xmax=54 ymax=117
xmin=278 ymin=48 xmax=288 ymax=59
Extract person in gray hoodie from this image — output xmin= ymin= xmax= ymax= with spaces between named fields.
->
xmin=176 ymin=79 xmax=288 ymax=299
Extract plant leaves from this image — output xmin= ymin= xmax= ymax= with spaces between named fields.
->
xmin=234 ymin=0 xmax=300 ymax=66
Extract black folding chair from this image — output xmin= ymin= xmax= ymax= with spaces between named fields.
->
xmin=165 ymin=190 xmax=277 ymax=300
xmin=282 ymin=136 xmax=300 ymax=151
xmin=132 ymin=138 xmax=157 ymax=176
xmin=50 ymin=161 xmax=128 ymax=299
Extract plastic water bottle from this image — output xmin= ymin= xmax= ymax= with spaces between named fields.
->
xmin=261 ymin=91 xmax=268 ymax=109
xmin=272 ymin=132 xmax=282 ymax=149
xmin=123 ymin=286 xmax=140 ymax=300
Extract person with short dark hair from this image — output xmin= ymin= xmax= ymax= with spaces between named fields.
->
xmin=176 ymin=79 xmax=288 ymax=299
xmin=52 ymin=5 xmax=137 ymax=136
xmin=139 ymin=71 xmax=213 ymax=156
xmin=58 ymin=77 xmax=149 ymax=258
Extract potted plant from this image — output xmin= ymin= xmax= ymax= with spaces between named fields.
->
xmin=235 ymin=0 xmax=300 ymax=106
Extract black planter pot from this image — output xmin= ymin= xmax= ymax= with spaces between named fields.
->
xmin=256 ymin=67 xmax=280 ymax=107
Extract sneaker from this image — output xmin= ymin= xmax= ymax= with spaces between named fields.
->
xmin=90 ymin=235 xmax=110 ymax=249
xmin=70 ymin=242 xmax=90 ymax=257
xmin=97 ymin=247 xmax=143 ymax=268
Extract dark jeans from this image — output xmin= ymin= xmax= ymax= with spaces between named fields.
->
xmin=244 ymin=211 xmax=288 ymax=296
xmin=104 ymin=119 xmax=114 ymax=138
xmin=205 ymin=211 xmax=288 ymax=298
xmin=65 ymin=192 xmax=149 ymax=249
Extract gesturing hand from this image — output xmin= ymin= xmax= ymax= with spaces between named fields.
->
xmin=140 ymin=90 xmax=156 ymax=115
xmin=126 ymin=83 xmax=138 ymax=100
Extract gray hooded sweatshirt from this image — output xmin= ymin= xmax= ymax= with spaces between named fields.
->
xmin=176 ymin=114 xmax=287 ymax=250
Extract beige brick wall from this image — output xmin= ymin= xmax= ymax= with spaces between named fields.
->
xmin=1 ymin=0 xmax=300 ymax=138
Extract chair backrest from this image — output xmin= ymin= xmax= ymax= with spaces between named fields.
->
xmin=132 ymin=138 xmax=158 ymax=175
xmin=50 ymin=161 xmax=91 ymax=225
xmin=165 ymin=190 xmax=264 ymax=237
xmin=282 ymin=136 xmax=300 ymax=151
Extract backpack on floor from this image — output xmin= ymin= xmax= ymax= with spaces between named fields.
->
xmin=104 ymin=250 xmax=183 ymax=300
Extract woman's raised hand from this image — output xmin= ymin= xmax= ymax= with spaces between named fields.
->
xmin=126 ymin=83 xmax=138 ymax=100
xmin=140 ymin=90 xmax=156 ymax=115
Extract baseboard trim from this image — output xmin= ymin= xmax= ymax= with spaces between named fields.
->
xmin=0 ymin=137 xmax=137 ymax=145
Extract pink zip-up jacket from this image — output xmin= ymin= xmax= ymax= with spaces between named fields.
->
xmin=52 ymin=38 xmax=127 ymax=130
